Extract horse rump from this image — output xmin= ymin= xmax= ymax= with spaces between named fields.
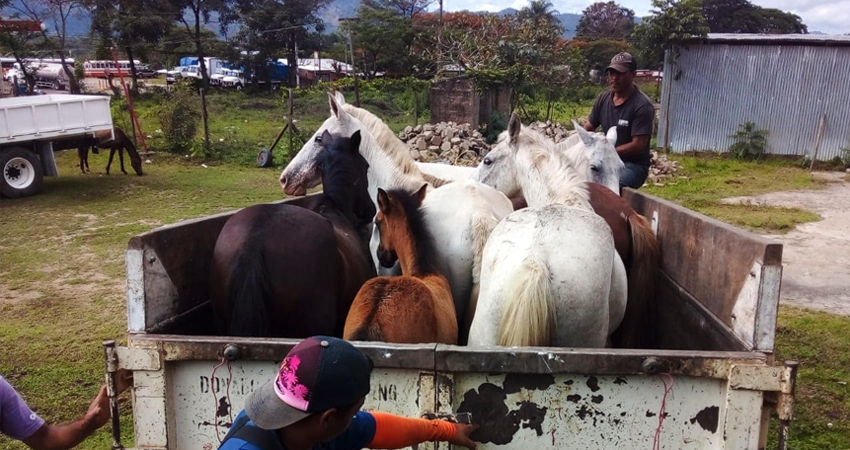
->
xmin=611 ymin=213 xmax=660 ymax=348
xmin=226 ymin=244 xmax=274 ymax=337
xmin=498 ymin=256 xmax=555 ymax=347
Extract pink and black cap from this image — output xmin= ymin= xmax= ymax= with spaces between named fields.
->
xmin=245 ymin=336 xmax=373 ymax=430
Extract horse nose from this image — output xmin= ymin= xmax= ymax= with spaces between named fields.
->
xmin=280 ymin=175 xmax=287 ymax=185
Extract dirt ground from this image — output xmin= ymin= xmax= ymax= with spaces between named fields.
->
xmin=723 ymin=172 xmax=850 ymax=316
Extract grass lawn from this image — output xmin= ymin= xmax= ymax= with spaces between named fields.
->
xmin=1 ymin=139 xmax=847 ymax=449
xmin=644 ymin=154 xmax=825 ymax=234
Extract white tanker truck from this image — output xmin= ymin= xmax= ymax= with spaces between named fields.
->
xmin=5 ymin=59 xmax=73 ymax=91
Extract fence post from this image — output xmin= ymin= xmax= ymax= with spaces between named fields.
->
xmin=199 ymin=87 xmax=211 ymax=158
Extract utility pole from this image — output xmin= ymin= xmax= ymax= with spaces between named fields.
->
xmin=339 ymin=17 xmax=360 ymax=107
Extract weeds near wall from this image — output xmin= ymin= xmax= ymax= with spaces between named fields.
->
xmin=729 ymin=121 xmax=768 ymax=160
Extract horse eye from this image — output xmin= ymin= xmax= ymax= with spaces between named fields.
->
xmin=483 ymin=158 xmax=492 ymax=166
xmin=315 ymin=135 xmax=322 ymax=143
xmin=590 ymin=165 xmax=600 ymax=172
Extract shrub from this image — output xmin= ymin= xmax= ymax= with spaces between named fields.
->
xmin=728 ymin=121 xmax=768 ymax=160
xmin=154 ymin=85 xmax=200 ymax=154
xmin=840 ymin=145 xmax=850 ymax=169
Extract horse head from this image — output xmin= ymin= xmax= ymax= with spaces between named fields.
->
xmin=572 ymin=121 xmax=623 ymax=194
xmin=316 ymin=129 xmax=375 ymax=230
xmin=472 ymin=113 xmax=529 ymax=198
xmin=374 ymin=184 xmax=428 ymax=269
xmin=280 ymin=92 xmax=359 ymax=196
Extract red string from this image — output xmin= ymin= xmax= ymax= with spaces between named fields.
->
xmin=211 ymin=356 xmax=234 ymax=444
xmin=652 ymin=373 xmax=674 ymax=450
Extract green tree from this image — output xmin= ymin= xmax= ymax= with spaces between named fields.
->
xmin=172 ymin=0 xmax=233 ymax=88
xmin=575 ymin=1 xmax=635 ymax=41
xmin=701 ymin=0 xmax=806 ymax=34
xmin=345 ymin=4 xmax=417 ymax=78
xmin=0 ymin=20 xmax=42 ymax=93
xmin=631 ymin=0 xmax=708 ymax=70
xmin=363 ymin=0 xmax=432 ymax=18
xmin=576 ymin=39 xmax=632 ymax=70
xmin=227 ymin=0 xmax=329 ymax=88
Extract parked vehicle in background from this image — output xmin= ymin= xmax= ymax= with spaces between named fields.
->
xmin=83 ymin=60 xmax=140 ymax=78
xmin=212 ymin=68 xmax=244 ymax=89
xmin=0 ymin=94 xmax=113 ymax=198
xmin=136 ymin=64 xmax=158 ymax=78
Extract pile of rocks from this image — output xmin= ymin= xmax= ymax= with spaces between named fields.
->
xmin=648 ymin=150 xmax=681 ymax=184
xmin=398 ymin=122 xmax=489 ymax=166
xmin=526 ymin=121 xmax=575 ymax=143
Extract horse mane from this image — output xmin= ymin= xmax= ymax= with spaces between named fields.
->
xmin=386 ymin=188 xmax=440 ymax=275
xmin=516 ymin=127 xmax=591 ymax=210
xmin=342 ymin=104 xmax=451 ymax=188
xmin=555 ymin=134 xmax=589 ymax=178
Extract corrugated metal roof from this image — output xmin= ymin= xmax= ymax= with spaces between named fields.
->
xmin=704 ymin=33 xmax=850 ymax=46
xmin=658 ymin=43 xmax=850 ymax=161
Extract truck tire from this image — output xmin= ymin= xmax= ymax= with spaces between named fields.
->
xmin=1 ymin=147 xmax=44 ymax=198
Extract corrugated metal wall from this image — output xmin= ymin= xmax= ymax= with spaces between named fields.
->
xmin=658 ymin=43 xmax=850 ymax=160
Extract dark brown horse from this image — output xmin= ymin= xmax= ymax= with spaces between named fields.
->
xmin=77 ymin=127 xmax=143 ymax=176
xmin=344 ymin=185 xmax=458 ymax=344
xmin=510 ymin=182 xmax=659 ymax=349
xmin=210 ymin=130 xmax=376 ymax=337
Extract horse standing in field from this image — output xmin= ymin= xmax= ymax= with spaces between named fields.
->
xmin=344 ymin=186 xmax=458 ymax=345
xmin=469 ymin=113 xmax=628 ymax=348
xmin=280 ymin=92 xmax=513 ymax=344
xmin=210 ymin=130 xmax=376 ymax=338
xmin=77 ymin=127 xmax=144 ymax=176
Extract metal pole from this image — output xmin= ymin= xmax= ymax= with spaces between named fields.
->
xmin=348 ymin=30 xmax=360 ymax=107
xmin=288 ymin=88 xmax=294 ymax=158
xmin=776 ymin=360 xmax=799 ymax=450
xmin=110 ymin=47 xmax=147 ymax=152
xmin=102 ymin=340 xmax=123 ymax=450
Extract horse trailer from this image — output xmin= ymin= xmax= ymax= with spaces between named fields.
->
xmin=0 ymin=94 xmax=113 ymax=198
xmin=106 ymin=188 xmax=797 ymax=450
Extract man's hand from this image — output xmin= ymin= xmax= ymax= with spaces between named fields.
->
xmin=82 ymin=369 xmax=134 ymax=431
xmin=447 ymin=423 xmax=479 ymax=449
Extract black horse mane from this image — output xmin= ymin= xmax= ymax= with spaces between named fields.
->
xmin=385 ymin=188 xmax=439 ymax=275
xmin=318 ymin=136 xmax=374 ymax=227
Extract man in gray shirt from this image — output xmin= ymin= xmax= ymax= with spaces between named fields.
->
xmin=584 ymin=52 xmax=655 ymax=191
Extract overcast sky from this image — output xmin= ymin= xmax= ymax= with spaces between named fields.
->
xmin=434 ymin=0 xmax=850 ymax=35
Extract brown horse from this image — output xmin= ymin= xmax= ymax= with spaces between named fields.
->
xmin=344 ymin=185 xmax=458 ymax=345
xmin=77 ymin=127 xmax=143 ymax=176
xmin=210 ymin=131 xmax=376 ymax=337
xmin=510 ymin=182 xmax=659 ymax=349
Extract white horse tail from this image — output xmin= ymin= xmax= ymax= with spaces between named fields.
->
xmin=613 ymin=212 xmax=660 ymax=348
xmin=498 ymin=256 xmax=555 ymax=347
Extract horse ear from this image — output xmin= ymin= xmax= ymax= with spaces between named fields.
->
xmin=321 ymin=129 xmax=333 ymax=145
xmin=414 ymin=183 xmax=428 ymax=205
xmin=573 ymin=120 xmax=593 ymax=147
xmin=334 ymin=90 xmax=347 ymax=105
xmin=508 ymin=112 xmax=522 ymax=144
xmin=605 ymin=126 xmax=618 ymax=147
xmin=377 ymin=188 xmax=390 ymax=213
xmin=328 ymin=92 xmax=348 ymax=123
xmin=349 ymin=130 xmax=361 ymax=152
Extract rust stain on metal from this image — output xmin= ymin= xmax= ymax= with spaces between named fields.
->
xmin=690 ymin=406 xmax=720 ymax=433
xmin=591 ymin=395 xmax=604 ymax=404
xmin=457 ymin=383 xmax=518 ymax=444
xmin=614 ymin=377 xmax=628 ymax=385
xmin=586 ymin=376 xmax=601 ymax=392
xmin=567 ymin=394 xmax=581 ymax=403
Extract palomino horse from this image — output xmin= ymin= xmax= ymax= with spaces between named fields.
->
xmin=210 ymin=131 xmax=376 ymax=337
xmin=77 ymin=127 xmax=144 ymax=176
xmin=469 ymin=113 xmax=628 ymax=348
xmin=281 ymin=92 xmax=513 ymax=343
xmin=344 ymin=186 xmax=458 ymax=344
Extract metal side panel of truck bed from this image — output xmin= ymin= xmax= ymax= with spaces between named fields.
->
xmin=106 ymin=189 xmax=797 ymax=450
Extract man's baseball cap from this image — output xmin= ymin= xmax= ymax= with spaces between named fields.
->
xmin=245 ymin=336 xmax=373 ymax=430
xmin=606 ymin=52 xmax=637 ymax=73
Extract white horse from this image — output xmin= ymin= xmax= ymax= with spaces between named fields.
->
xmin=417 ymin=123 xmax=624 ymax=195
xmin=281 ymin=93 xmax=513 ymax=338
xmin=468 ymin=113 xmax=628 ymax=348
